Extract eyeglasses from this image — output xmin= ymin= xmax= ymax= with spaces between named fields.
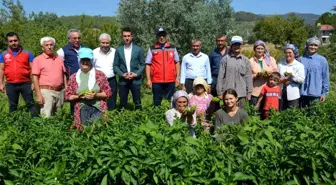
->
xmin=8 ymin=40 xmax=18 ymax=43
xmin=72 ymin=37 xmax=81 ymax=40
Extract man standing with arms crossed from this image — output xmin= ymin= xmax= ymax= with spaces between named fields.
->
xmin=93 ymin=33 xmax=117 ymax=110
xmin=145 ymin=27 xmax=180 ymax=106
xmin=0 ymin=32 xmax=37 ymax=116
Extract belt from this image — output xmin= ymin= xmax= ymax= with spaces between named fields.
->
xmin=39 ymin=85 xmax=63 ymax=91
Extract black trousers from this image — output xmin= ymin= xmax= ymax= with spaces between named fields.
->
xmin=107 ymin=77 xmax=117 ymax=110
xmin=119 ymin=81 xmax=142 ymax=110
xmin=281 ymin=87 xmax=299 ymax=110
xmin=5 ymin=82 xmax=37 ymax=117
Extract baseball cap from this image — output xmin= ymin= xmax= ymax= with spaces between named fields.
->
xmin=156 ymin=27 xmax=167 ymax=35
xmin=231 ymin=36 xmax=243 ymax=44
xmin=78 ymin=48 xmax=93 ymax=60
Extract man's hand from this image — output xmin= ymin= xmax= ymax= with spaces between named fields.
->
xmin=128 ymin=72 xmax=137 ymax=80
xmin=175 ymin=79 xmax=180 ymax=88
xmin=146 ymin=79 xmax=152 ymax=89
xmin=207 ymin=85 xmax=211 ymax=94
xmin=31 ymin=84 xmax=35 ymax=91
xmin=0 ymin=84 xmax=5 ymax=93
xmin=122 ymin=73 xmax=129 ymax=80
xmin=320 ymin=96 xmax=326 ymax=102
xmin=181 ymin=84 xmax=186 ymax=92
xmin=36 ymin=94 xmax=45 ymax=105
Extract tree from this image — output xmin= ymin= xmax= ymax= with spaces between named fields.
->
xmin=253 ymin=14 xmax=307 ymax=48
xmin=118 ymin=0 xmax=233 ymax=54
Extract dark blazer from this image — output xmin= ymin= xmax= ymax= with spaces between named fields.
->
xmin=113 ymin=43 xmax=145 ymax=85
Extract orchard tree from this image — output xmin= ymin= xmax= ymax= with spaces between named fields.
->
xmin=118 ymin=0 xmax=233 ymax=54
xmin=253 ymin=14 xmax=307 ymax=48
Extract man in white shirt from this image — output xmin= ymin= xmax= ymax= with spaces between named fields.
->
xmin=180 ymin=40 xmax=212 ymax=93
xmin=93 ymin=33 xmax=116 ymax=110
xmin=113 ymin=28 xmax=145 ymax=110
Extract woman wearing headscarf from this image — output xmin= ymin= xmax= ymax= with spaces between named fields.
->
xmin=165 ymin=90 xmax=197 ymax=137
xmin=299 ymin=36 xmax=329 ymax=108
xmin=65 ymin=48 xmax=112 ymax=130
xmin=278 ymin=44 xmax=305 ymax=110
xmin=249 ymin=40 xmax=278 ymax=105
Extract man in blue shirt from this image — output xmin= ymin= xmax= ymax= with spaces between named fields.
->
xmin=209 ymin=34 xmax=229 ymax=96
xmin=299 ymin=36 xmax=330 ymax=108
xmin=180 ymin=40 xmax=212 ymax=93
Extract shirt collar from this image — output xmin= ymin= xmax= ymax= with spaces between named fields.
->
xmin=124 ymin=43 xmax=132 ymax=50
xmin=189 ymin=52 xmax=203 ymax=58
xmin=42 ymin=53 xmax=57 ymax=59
xmin=304 ymin=53 xmax=318 ymax=59
xmin=215 ymin=47 xmax=228 ymax=56
xmin=99 ymin=48 xmax=113 ymax=55
xmin=229 ymin=53 xmax=242 ymax=58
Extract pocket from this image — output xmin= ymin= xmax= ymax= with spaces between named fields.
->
xmin=239 ymin=64 xmax=246 ymax=76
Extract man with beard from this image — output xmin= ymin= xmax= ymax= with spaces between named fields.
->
xmin=32 ymin=37 xmax=67 ymax=117
xmin=0 ymin=32 xmax=37 ymax=116
xmin=93 ymin=33 xmax=117 ymax=110
xmin=180 ymin=40 xmax=212 ymax=94
xmin=113 ymin=28 xmax=145 ymax=110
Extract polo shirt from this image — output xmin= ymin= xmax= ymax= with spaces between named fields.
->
xmin=93 ymin=47 xmax=116 ymax=78
xmin=180 ymin=52 xmax=212 ymax=84
xmin=32 ymin=53 xmax=65 ymax=87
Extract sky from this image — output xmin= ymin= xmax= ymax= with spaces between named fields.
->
xmin=5 ymin=0 xmax=336 ymax=16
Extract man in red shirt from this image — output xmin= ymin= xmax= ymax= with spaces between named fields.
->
xmin=32 ymin=37 xmax=67 ymax=117
xmin=0 ymin=32 xmax=37 ymax=116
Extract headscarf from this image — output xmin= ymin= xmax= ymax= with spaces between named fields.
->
xmin=306 ymin=36 xmax=321 ymax=47
xmin=304 ymin=36 xmax=321 ymax=55
xmin=171 ymin=90 xmax=189 ymax=109
xmin=76 ymin=48 xmax=96 ymax=90
xmin=284 ymin=44 xmax=299 ymax=59
xmin=254 ymin=40 xmax=271 ymax=66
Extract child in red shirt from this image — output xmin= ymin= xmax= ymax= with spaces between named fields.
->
xmin=256 ymin=72 xmax=281 ymax=120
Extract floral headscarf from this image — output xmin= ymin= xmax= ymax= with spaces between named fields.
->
xmin=284 ymin=44 xmax=299 ymax=59
xmin=254 ymin=40 xmax=271 ymax=66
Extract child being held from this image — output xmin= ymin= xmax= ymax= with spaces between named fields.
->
xmin=256 ymin=72 xmax=281 ymax=120
xmin=189 ymin=77 xmax=214 ymax=130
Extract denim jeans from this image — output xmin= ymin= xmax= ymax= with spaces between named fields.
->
xmin=107 ymin=77 xmax=117 ymax=110
xmin=152 ymin=83 xmax=175 ymax=106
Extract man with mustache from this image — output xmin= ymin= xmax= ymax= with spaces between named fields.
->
xmin=32 ymin=37 xmax=67 ymax=117
xmin=145 ymin=27 xmax=180 ymax=106
xmin=93 ymin=33 xmax=117 ymax=110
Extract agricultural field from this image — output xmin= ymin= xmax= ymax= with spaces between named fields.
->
xmin=0 ymin=44 xmax=335 ymax=184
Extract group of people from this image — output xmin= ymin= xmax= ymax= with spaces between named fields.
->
xmin=0 ymin=27 xmax=329 ymax=132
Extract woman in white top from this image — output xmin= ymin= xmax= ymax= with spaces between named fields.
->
xmin=165 ymin=90 xmax=197 ymax=138
xmin=278 ymin=44 xmax=305 ymax=110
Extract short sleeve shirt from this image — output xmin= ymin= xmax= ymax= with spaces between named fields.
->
xmin=260 ymin=84 xmax=281 ymax=110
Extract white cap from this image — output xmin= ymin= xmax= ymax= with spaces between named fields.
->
xmin=231 ymin=36 xmax=243 ymax=44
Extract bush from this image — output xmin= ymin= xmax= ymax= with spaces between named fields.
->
xmin=1 ymin=93 xmax=336 ymax=185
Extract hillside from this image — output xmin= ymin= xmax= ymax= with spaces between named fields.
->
xmin=235 ymin=11 xmax=320 ymax=25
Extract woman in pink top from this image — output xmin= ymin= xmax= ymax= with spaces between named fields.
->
xmin=249 ymin=40 xmax=278 ymax=105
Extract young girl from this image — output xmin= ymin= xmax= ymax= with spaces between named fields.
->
xmin=255 ymin=72 xmax=281 ymax=120
xmin=189 ymin=77 xmax=214 ymax=130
